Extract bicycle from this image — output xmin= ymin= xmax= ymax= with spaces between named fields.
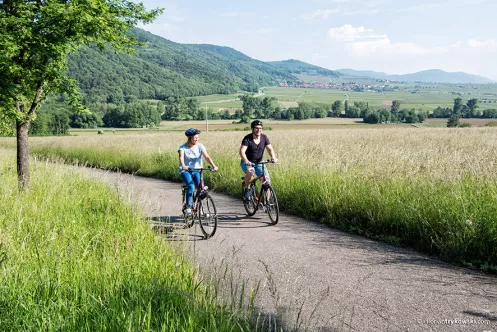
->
xmin=181 ymin=167 xmax=218 ymax=238
xmin=241 ymin=160 xmax=279 ymax=225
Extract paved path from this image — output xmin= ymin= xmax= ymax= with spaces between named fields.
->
xmin=78 ymin=167 xmax=496 ymax=332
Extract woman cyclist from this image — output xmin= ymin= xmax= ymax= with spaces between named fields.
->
xmin=178 ymin=128 xmax=218 ymax=215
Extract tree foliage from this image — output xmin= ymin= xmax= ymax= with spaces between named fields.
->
xmin=0 ymin=0 xmax=162 ymax=189
xmin=64 ymin=29 xmax=299 ymax=104
xmin=447 ymin=115 xmax=461 ymax=128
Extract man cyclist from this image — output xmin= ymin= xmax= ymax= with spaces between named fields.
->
xmin=239 ymin=120 xmax=277 ymax=201
xmin=178 ymin=128 xmax=218 ymax=216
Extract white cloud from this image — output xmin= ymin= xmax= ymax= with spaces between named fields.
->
xmin=466 ymin=39 xmax=497 ymax=48
xmin=304 ymin=9 xmax=340 ymax=19
xmin=329 ymin=24 xmax=448 ymax=56
xmin=394 ymin=3 xmax=440 ymax=12
xmin=328 ymin=24 xmax=384 ymax=42
xmin=343 ymin=8 xmax=380 ymax=15
xmin=346 ymin=37 xmax=448 ymax=56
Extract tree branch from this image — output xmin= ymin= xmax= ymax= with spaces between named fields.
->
xmin=28 ymin=80 xmax=44 ymax=117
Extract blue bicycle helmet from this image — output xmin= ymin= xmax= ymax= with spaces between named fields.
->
xmin=185 ymin=128 xmax=201 ymax=137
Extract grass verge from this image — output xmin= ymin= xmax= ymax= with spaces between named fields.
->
xmin=0 ymin=149 xmax=253 ymax=331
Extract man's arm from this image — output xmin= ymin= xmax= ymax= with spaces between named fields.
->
xmin=239 ymin=145 xmax=252 ymax=165
xmin=266 ymin=144 xmax=278 ymax=163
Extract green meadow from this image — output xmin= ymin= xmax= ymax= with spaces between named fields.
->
xmin=0 ymin=148 xmax=254 ymax=331
xmin=174 ymin=84 xmax=497 ymax=112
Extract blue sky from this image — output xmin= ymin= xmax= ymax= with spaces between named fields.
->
xmin=138 ymin=0 xmax=497 ymax=80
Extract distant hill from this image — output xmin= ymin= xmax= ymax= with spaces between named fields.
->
xmin=268 ymin=59 xmax=341 ymax=78
xmin=67 ymin=28 xmax=298 ymax=103
xmin=337 ymin=68 xmax=493 ymax=84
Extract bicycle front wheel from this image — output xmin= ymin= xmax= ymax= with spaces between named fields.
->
xmin=198 ymin=194 xmax=218 ymax=238
xmin=242 ymin=183 xmax=257 ymax=216
xmin=264 ymin=186 xmax=279 ymax=225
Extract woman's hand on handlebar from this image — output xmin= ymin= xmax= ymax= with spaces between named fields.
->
xmin=181 ymin=165 xmax=189 ymax=171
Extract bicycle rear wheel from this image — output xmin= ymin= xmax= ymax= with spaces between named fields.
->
xmin=198 ymin=194 xmax=218 ymax=238
xmin=242 ymin=183 xmax=257 ymax=216
xmin=264 ymin=186 xmax=279 ymax=225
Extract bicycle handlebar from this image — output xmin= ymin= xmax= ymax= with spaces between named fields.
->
xmin=187 ymin=166 xmax=217 ymax=172
xmin=250 ymin=159 xmax=277 ymax=166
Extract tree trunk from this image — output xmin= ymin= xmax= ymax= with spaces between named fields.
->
xmin=16 ymin=120 xmax=31 ymax=191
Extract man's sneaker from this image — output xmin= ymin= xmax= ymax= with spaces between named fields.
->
xmin=243 ymin=188 xmax=251 ymax=201
xmin=185 ymin=208 xmax=192 ymax=216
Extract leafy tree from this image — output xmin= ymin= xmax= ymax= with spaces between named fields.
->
xmin=103 ymin=102 xmax=161 ymax=128
xmin=220 ymin=110 xmax=231 ymax=120
xmin=29 ymin=110 xmax=70 ymax=136
xmin=482 ymin=109 xmax=497 ymax=118
xmin=0 ymin=0 xmax=162 ymax=190
xmin=391 ymin=100 xmax=401 ymax=113
xmin=331 ymin=100 xmax=343 ymax=117
xmin=70 ymin=112 xmax=103 ymax=129
xmin=404 ymin=109 xmax=419 ymax=123
xmin=345 ymin=105 xmax=361 ymax=118
xmin=363 ymin=110 xmax=380 ymax=124
xmin=430 ymin=106 xmax=452 ymax=118
xmin=234 ymin=109 xmax=243 ymax=119
xmin=447 ymin=115 xmax=461 ymax=128
xmin=261 ymin=97 xmax=273 ymax=118
xmin=466 ymin=98 xmax=479 ymax=117
xmin=379 ymin=109 xmax=391 ymax=123
xmin=453 ymin=97 xmax=464 ymax=116
xmin=313 ymin=105 xmax=327 ymax=118
xmin=354 ymin=101 xmax=368 ymax=116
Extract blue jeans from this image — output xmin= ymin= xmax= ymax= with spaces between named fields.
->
xmin=181 ymin=171 xmax=201 ymax=208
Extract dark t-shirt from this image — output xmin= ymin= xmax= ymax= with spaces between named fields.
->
xmin=241 ymin=133 xmax=271 ymax=163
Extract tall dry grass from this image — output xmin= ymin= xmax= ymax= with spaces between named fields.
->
xmin=3 ymin=126 xmax=496 ymax=270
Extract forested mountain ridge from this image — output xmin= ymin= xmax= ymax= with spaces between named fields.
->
xmin=268 ymin=59 xmax=341 ymax=78
xmin=67 ymin=28 xmax=298 ymax=103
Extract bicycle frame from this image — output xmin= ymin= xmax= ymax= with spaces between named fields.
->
xmin=244 ymin=160 xmax=273 ymax=208
xmin=181 ymin=167 xmax=218 ymax=238
xmin=242 ymin=160 xmax=279 ymax=224
xmin=182 ymin=167 xmax=211 ymax=211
